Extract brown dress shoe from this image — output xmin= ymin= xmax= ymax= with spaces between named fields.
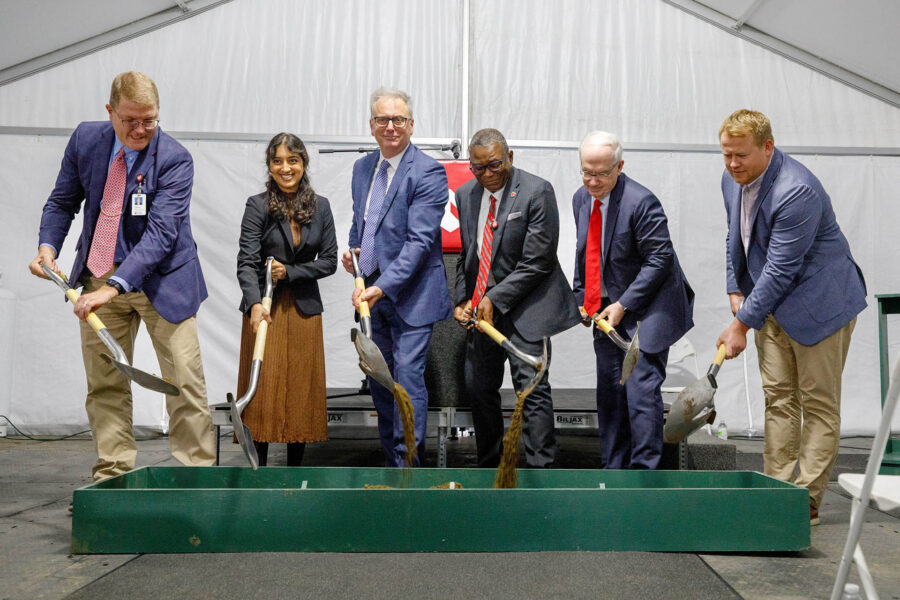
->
xmin=810 ymin=503 xmax=820 ymax=526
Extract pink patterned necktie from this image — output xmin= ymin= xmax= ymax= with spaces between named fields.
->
xmin=471 ymin=194 xmax=497 ymax=308
xmin=87 ymin=148 xmax=127 ymax=278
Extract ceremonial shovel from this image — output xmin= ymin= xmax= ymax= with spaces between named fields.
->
xmin=589 ymin=312 xmax=642 ymax=384
xmin=349 ymin=252 xmax=394 ymax=391
xmin=472 ymin=318 xmax=549 ymax=395
xmin=42 ymin=264 xmax=179 ymax=396
xmin=226 ymin=257 xmax=275 ymax=470
xmin=663 ymin=344 xmax=727 ymax=444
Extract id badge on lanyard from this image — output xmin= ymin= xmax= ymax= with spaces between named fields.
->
xmin=131 ymin=173 xmax=147 ymax=216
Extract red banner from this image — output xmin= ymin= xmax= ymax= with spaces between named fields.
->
xmin=439 ymin=160 xmax=475 ymax=253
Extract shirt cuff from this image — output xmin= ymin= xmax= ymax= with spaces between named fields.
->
xmin=39 ymin=243 xmax=58 ymax=255
xmin=109 ymin=275 xmax=133 ymax=293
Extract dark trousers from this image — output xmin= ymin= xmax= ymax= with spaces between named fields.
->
xmin=593 ymin=329 xmax=668 ymax=469
xmin=368 ymin=295 xmax=433 ymax=467
xmin=465 ymin=312 xmax=556 ymax=468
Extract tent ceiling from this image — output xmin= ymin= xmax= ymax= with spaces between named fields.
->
xmin=0 ymin=1 xmax=183 ymax=70
xmin=669 ymin=0 xmax=900 ymax=99
xmin=0 ymin=0 xmax=230 ymax=83
xmin=0 ymin=0 xmax=898 ymax=103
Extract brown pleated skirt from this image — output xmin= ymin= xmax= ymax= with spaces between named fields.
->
xmin=236 ymin=286 xmax=328 ymax=443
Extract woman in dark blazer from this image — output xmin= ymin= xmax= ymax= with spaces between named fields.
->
xmin=236 ymin=132 xmax=337 ymax=466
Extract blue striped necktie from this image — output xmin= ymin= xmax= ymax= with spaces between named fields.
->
xmin=359 ymin=160 xmax=390 ymax=276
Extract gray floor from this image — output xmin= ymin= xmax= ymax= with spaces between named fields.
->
xmin=1 ymin=429 xmax=899 ymax=600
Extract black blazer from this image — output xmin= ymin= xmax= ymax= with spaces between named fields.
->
xmin=237 ymin=192 xmax=337 ymax=315
xmin=454 ymin=166 xmax=581 ymax=342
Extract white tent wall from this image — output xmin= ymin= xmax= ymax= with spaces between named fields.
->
xmin=1 ymin=0 xmax=898 ymax=436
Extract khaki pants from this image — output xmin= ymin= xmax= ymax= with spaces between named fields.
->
xmin=756 ymin=315 xmax=855 ymax=508
xmin=80 ymin=273 xmax=216 ymax=480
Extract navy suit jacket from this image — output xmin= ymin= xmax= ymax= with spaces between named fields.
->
xmin=723 ymin=148 xmax=866 ymax=345
xmin=348 ymin=144 xmax=452 ymax=327
xmin=39 ymin=121 xmax=207 ymax=323
xmin=573 ymin=174 xmax=694 ymax=354
xmin=237 ymin=193 xmax=337 ymax=315
xmin=454 ymin=166 xmax=581 ymax=342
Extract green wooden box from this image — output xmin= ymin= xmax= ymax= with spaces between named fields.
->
xmin=71 ymin=467 xmax=809 ymax=553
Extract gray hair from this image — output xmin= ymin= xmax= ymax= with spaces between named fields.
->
xmin=579 ymin=131 xmax=623 ymax=163
xmin=369 ymin=87 xmax=413 ymax=118
xmin=468 ymin=128 xmax=509 ymax=154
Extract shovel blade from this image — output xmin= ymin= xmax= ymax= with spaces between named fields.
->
xmin=663 ymin=377 xmax=717 ymax=444
xmin=227 ymin=393 xmax=259 ymax=470
xmin=351 ymin=328 xmax=395 ymax=391
xmin=100 ymin=354 xmax=180 ymax=396
xmin=620 ymin=323 xmax=641 ymax=384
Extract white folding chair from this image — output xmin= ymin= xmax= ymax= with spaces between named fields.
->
xmin=831 ymin=357 xmax=900 ymax=600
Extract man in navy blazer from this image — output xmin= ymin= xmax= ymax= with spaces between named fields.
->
xmin=716 ymin=110 xmax=866 ymax=524
xmin=28 ymin=72 xmax=215 ymax=481
xmin=342 ymin=87 xmax=451 ymax=466
xmin=453 ymin=128 xmax=582 ymax=468
xmin=573 ymin=131 xmax=694 ymax=470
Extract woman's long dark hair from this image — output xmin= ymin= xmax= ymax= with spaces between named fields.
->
xmin=265 ymin=132 xmax=317 ymax=225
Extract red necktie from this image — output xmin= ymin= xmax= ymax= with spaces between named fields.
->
xmin=87 ymin=147 xmax=128 ymax=277
xmin=471 ymin=194 xmax=497 ymax=308
xmin=583 ymin=198 xmax=603 ymax=316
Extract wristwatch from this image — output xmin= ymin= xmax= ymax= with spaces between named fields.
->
xmin=106 ymin=279 xmax=126 ymax=295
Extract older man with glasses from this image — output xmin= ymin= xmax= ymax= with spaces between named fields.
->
xmin=453 ymin=128 xmax=581 ymax=468
xmin=342 ymin=87 xmax=451 ymax=467
xmin=572 ymin=131 xmax=694 ymax=470
xmin=28 ymin=71 xmax=216 ymax=484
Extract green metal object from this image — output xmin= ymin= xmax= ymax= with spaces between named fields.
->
xmin=71 ymin=466 xmax=809 ymax=554
xmin=877 ymin=294 xmax=900 ymax=472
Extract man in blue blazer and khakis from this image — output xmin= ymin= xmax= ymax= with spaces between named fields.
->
xmin=716 ymin=110 xmax=866 ymax=525
xmin=342 ymin=87 xmax=451 ymax=467
xmin=573 ymin=131 xmax=694 ymax=470
xmin=28 ymin=72 xmax=216 ymax=481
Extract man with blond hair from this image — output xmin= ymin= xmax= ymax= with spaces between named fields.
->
xmin=716 ymin=109 xmax=866 ymax=525
xmin=29 ymin=71 xmax=216 ymax=483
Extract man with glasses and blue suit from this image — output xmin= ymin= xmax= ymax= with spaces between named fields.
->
xmin=342 ymin=87 xmax=451 ymax=467
xmin=573 ymin=131 xmax=694 ymax=471
xmin=453 ymin=128 xmax=581 ymax=469
xmin=28 ymin=71 xmax=216 ymax=483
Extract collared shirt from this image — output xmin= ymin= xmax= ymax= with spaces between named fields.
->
xmin=109 ymin=138 xmax=140 ymax=174
xmin=364 ymin=144 xmax=410 ymax=219
xmin=591 ymin=193 xmax=610 ymax=298
xmin=740 ymin=156 xmax=773 ymax=255
xmin=476 ymin=184 xmax=506 ymax=288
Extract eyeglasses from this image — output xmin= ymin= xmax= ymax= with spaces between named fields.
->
xmin=372 ymin=115 xmax=411 ymax=128
xmin=469 ymin=160 xmax=505 ymax=175
xmin=114 ymin=110 xmax=159 ymax=130
xmin=580 ymin=166 xmax=618 ymax=180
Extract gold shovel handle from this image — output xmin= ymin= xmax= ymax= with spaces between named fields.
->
xmin=713 ymin=344 xmax=727 ymax=366
xmin=61 ymin=283 xmax=107 ymax=333
xmin=354 ymin=275 xmax=371 ymax=319
xmin=592 ymin=315 xmax=614 ymax=335
xmin=464 ymin=300 xmax=505 ymax=344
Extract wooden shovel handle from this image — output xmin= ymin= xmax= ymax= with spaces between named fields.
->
xmin=63 ymin=288 xmax=106 ymax=333
xmin=354 ymin=275 xmax=371 ymax=319
xmin=252 ymin=295 xmax=272 ymax=361
xmin=464 ymin=300 xmax=506 ymax=345
xmin=592 ymin=315 xmax=614 ymax=334
xmin=713 ymin=344 xmax=727 ymax=367
xmin=476 ymin=319 xmax=508 ymax=346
